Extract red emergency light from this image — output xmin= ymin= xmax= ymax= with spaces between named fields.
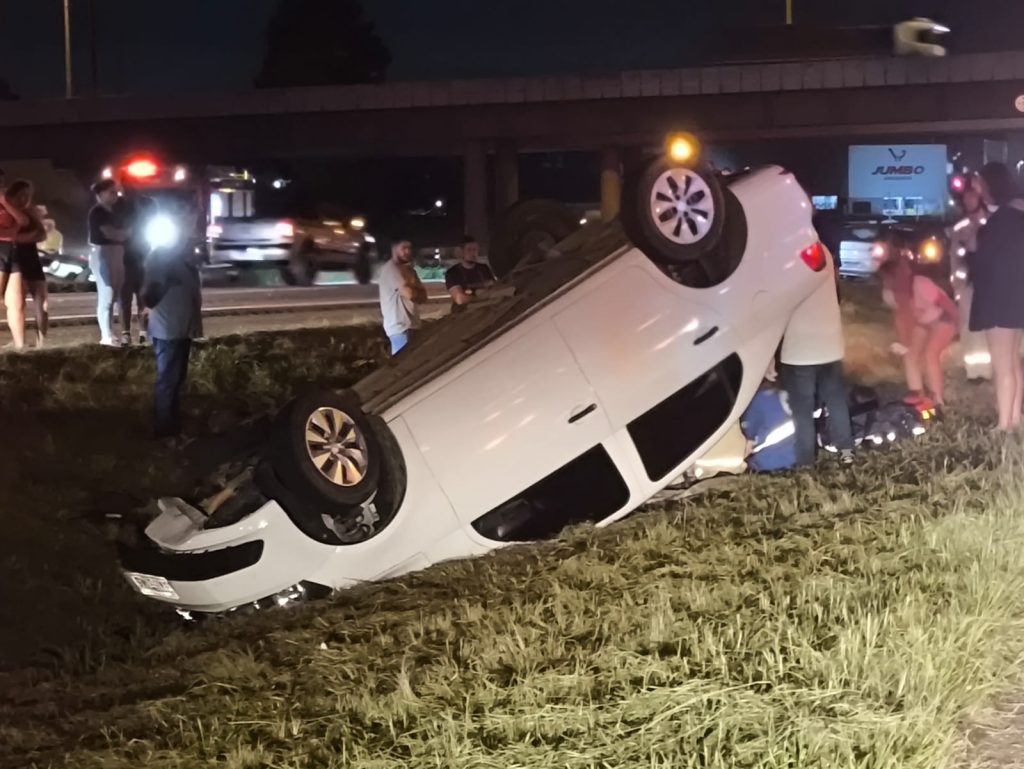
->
xmin=124 ymin=158 xmax=159 ymax=179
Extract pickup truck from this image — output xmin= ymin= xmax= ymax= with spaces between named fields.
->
xmin=207 ymin=215 xmax=378 ymax=285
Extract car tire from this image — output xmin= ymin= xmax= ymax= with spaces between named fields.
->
xmin=287 ymin=242 xmax=317 ymax=287
xmin=353 ymin=245 xmax=373 ymax=285
xmin=489 ymin=199 xmax=581 ymax=280
xmin=269 ymin=389 xmax=381 ymax=511
xmin=280 ymin=266 xmax=298 ymax=286
xmin=622 ymin=157 xmax=726 ymax=265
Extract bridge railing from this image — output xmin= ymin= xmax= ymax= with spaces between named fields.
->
xmin=0 ymin=51 xmax=1022 ymax=128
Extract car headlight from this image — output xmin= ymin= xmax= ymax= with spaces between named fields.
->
xmin=146 ymin=215 xmax=179 ymax=250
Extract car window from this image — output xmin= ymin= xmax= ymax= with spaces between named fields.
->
xmin=628 ymin=355 xmax=744 ymax=481
xmin=471 ymin=445 xmax=630 ymax=542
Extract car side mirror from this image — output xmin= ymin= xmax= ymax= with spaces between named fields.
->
xmin=893 ymin=18 xmax=949 ymax=57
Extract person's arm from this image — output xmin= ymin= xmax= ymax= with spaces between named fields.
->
xmin=935 ymin=288 xmax=960 ymax=327
xmin=0 ymin=197 xmax=28 ymax=227
xmin=401 ymin=265 xmax=428 ymax=304
xmin=448 ymin=285 xmax=471 ymax=305
xmin=16 ymin=212 xmax=46 ymax=243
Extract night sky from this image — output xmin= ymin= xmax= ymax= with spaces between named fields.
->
xmin=0 ymin=0 xmax=1021 ymax=99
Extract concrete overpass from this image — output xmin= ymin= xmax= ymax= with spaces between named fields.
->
xmin=2 ymin=50 xmax=1023 ymax=238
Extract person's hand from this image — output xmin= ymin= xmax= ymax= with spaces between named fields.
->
xmin=764 ymin=359 xmax=778 ymax=383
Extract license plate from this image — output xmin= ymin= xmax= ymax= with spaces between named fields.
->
xmin=125 ymin=572 xmax=180 ymax=600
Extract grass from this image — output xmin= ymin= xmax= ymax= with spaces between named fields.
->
xmin=2 ymin=287 xmax=1024 ymax=768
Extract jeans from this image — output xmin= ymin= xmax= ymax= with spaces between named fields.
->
xmin=389 ymin=330 xmax=413 ymax=356
xmin=90 ymin=245 xmax=125 ymax=343
xmin=153 ymin=338 xmax=192 ymax=438
xmin=780 ymin=361 xmax=854 ymax=466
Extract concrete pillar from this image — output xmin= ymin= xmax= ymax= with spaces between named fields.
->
xmin=463 ymin=140 xmax=489 ymax=243
xmin=494 ymin=141 xmax=519 ymax=213
xmin=600 ymin=146 xmax=622 ymax=222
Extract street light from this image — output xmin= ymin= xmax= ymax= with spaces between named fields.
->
xmin=785 ymin=0 xmax=793 ymax=25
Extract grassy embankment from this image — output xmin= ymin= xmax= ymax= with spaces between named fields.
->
xmin=2 ymin=286 xmax=1024 ymax=768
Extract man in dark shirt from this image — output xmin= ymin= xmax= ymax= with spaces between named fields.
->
xmin=444 ymin=235 xmax=494 ymax=313
xmin=88 ymin=180 xmax=130 ymax=346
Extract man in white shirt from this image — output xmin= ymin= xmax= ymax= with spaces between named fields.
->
xmin=378 ymin=239 xmax=427 ymax=355
xmin=779 ymin=247 xmax=854 ymax=466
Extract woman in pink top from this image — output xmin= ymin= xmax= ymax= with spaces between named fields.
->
xmin=880 ymin=251 xmax=959 ymax=406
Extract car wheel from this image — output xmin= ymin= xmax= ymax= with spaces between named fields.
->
xmin=269 ymin=389 xmax=381 ymax=511
xmin=353 ymin=245 xmax=373 ymax=285
xmin=287 ymin=242 xmax=317 ymax=286
xmin=623 ymin=157 xmax=726 ymax=264
xmin=489 ymin=199 xmax=581 ymax=280
xmin=279 ymin=266 xmax=298 ymax=286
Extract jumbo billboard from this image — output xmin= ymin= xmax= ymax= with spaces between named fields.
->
xmin=848 ymin=144 xmax=948 ymax=214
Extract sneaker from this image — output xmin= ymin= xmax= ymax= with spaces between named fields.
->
xmin=100 ymin=337 xmax=122 ymax=348
xmin=839 ymin=450 xmax=855 ymax=466
xmin=121 ymin=332 xmax=132 ymax=346
xmin=138 ymin=333 xmax=148 ymax=346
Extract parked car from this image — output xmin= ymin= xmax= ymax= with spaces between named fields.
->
xmin=838 ymin=219 xmax=949 ymax=280
xmin=120 ymin=147 xmax=831 ymax=615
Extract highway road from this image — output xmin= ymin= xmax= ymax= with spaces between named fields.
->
xmin=39 ymin=282 xmax=448 ymax=325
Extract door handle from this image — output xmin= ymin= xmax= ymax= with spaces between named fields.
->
xmin=694 ymin=326 xmax=719 ymax=346
xmin=568 ymin=403 xmax=598 ymax=424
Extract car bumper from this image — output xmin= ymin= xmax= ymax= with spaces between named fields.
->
xmin=120 ymin=497 xmax=335 ymax=613
xmin=208 ymin=246 xmax=291 ymax=265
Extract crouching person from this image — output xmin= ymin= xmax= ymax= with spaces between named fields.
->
xmin=142 ymin=212 xmax=203 ymax=440
xmin=741 ymin=369 xmax=798 ymax=473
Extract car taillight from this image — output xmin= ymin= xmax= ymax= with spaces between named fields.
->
xmin=800 ymin=242 xmax=826 ymax=272
xmin=275 ymin=221 xmax=294 ymax=239
xmin=207 ymin=223 xmax=223 ymax=239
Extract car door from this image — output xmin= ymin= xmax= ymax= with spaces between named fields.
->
xmin=553 ymin=259 xmax=741 ymax=482
xmin=401 ymin=320 xmax=614 ymax=526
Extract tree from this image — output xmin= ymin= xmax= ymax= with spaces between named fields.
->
xmin=256 ymin=0 xmax=391 ymax=88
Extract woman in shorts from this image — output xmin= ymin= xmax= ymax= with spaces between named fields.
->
xmin=0 ymin=181 xmax=48 ymax=349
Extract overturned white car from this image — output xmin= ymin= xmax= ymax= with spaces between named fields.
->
xmin=121 ymin=148 xmax=830 ymax=614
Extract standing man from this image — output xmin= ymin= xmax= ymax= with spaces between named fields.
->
xmin=444 ymin=235 xmax=494 ymax=313
xmin=88 ymin=180 xmax=130 ymax=346
xmin=778 ymin=245 xmax=855 ymax=467
xmin=142 ymin=205 xmax=203 ymax=440
xmin=378 ymin=239 xmax=426 ymax=355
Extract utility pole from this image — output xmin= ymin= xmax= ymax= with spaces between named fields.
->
xmin=88 ymin=0 xmax=99 ymax=94
xmin=63 ymin=0 xmax=73 ymax=98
